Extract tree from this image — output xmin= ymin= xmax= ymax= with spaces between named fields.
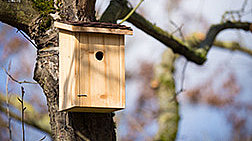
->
xmin=0 ymin=0 xmax=251 ymax=140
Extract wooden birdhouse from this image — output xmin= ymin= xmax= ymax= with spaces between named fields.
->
xmin=55 ymin=21 xmax=132 ymax=113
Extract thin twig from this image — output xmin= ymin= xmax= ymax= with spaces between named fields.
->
xmin=170 ymin=20 xmax=185 ymax=41
xmin=176 ymin=60 xmax=188 ymax=95
xmin=119 ymin=0 xmax=144 ymax=24
xmin=241 ymin=0 xmax=248 ymax=12
xmin=102 ymin=1 xmax=251 ymax=64
xmin=39 ymin=136 xmax=46 ymax=141
xmin=170 ymin=60 xmax=188 ymax=101
xmin=180 ymin=60 xmax=188 ymax=92
xmin=0 ymin=94 xmax=51 ymax=134
xmin=19 ymin=86 xmax=26 ymax=141
xmin=0 ymin=65 xmax=37 ymax=84
xmin=6 ymin=61 xmax=12 ymax=141
xmin=169 ymin=21 xmax=187 ymax=95
xmin=16 ymin=30 xmax=38 ymax=48
xmin=75 ymin=131 xmax=90 ymax=141
xmin=222 ymin=0 xmax=249 ymax=22
xmin=169 ymin=20 xmax=195 ymax=83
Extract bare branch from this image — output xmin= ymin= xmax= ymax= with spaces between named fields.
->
xmin=199 ymin=21 xmax=251 ymax=52
xmin=186 ymin=33 xmax=252 ymax=57
xmin=0 ymin=65 xmax=38 ymax=85
xmin=214 ymin=40 xmax=252 ymax=56
xmin=221 ymin=0 xmax=249 ymax=22
xmin=241 ymin=0 xmax=248 ymax=12
xmin=75 ymin=131 xmax=90 ymax=141
xmin=170 ymin=20 xmax=185 ymax=42
xmin=119 ymin=0 xmax=144 ymax=24
xmin=19 ymin=86 xmax=26 ymax=141
xmin=101 ymin=0 xmax=252 ymax=65
xmin=6 ymin=61 xmax=12 ymax=141
xmin=39 ymin=136 xmax=46 ymax=141
xmin=177 ymin=60 xmax=188 ymax=95
xmin=0 ymin=0 xmax=40 ymax=34
xmin=0 ymin=94 xmax=51 ymax=135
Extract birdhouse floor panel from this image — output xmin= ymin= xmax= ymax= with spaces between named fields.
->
xmin=59 ymin=106 xmax=124 ymax=113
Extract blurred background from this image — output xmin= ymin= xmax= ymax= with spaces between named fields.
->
xmin=0 ymin=0 xmax=251 ymax=140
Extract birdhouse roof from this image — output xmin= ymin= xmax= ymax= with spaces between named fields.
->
xmin=55 ymin=21 xmax=133 ymax=35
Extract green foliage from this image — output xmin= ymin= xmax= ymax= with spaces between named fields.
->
xmin=30 ymin=0 xmax=55 ymax=32
xmin=159 ymin=73 xmax=175 ymax=88
xmin=31 ymin=0 xmax=55 ymax=15
xmin=39 ymin=16 xmax=53 ymax=32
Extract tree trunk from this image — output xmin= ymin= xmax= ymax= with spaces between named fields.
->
xmin=154 ymin=49 xmax=179 ymax=141
xmin=33 ymin=48 xmax=116 ymax=141
xmin=32 ymin=0 xmax=117 ymax=140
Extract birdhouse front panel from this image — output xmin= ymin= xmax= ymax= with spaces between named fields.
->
xmin=78 ymin=33 xmax=125 ymax=111
xmin=55 ymin=21 xmax=132 ymax=113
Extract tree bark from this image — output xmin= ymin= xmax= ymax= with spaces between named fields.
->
xmin=0 ymin=0 xmax=116 ymax=140
xmin=33 ymin=48 xmax=116 ymax=140
xmin=32 ymin=0 xmax=117 ymax=140
xmin=101 ymin=0 xmax=252 ymax=65
xmin=154 ymin=49 xmax=179 ymax=141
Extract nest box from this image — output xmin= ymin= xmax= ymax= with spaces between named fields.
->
xmin=55 ymin=21 xmax=133 ymax=113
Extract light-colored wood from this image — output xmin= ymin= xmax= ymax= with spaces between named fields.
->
xmin=55 ymin=22 xmax=133 ymax=35
xmin=57 ymin=23 xmax=129 ymax=112
xmin=88 ymin=33 xmax=106 ymax=107
xmin=79 ymin=33 xmax=90 ymax=106
xmin=74 ymin=32 xmax=80 ymax=106
xmin=104 ymin=34 xmax=120 ymax=107
xmin=119 ymin=35 xmax=126 ymax=108
xmin=59 ymin=30 xmax=79 ymax=111
xmin=77 ymin=33 xmax=125 ymax=110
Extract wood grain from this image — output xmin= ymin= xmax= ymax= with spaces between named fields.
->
xmin=58 ymin=25 xmax=127 ymax=112
xmin=59 ymin=30 xmax=79 ymax=111
xmin=55 ymin=22 xmax=133 ymax=35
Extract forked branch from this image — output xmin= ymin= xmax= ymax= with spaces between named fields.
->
xmin=101 ymin=0 xmax=252 ymax=64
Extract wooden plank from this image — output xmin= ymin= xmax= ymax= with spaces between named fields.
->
xmin=59 ymin=29 xmax=78 ymax=111
xmin=74 ymin=32 xmax=80 ymax=106
xmin=119 ymin=35 xmax=126 ymax=108
xmin=55 ymin=22 xmax=133 ymax=35
xmin=79 ymin=33 xmax=91 ymax=106
xmin=59 ymin=30 xmax=72 ymax=110
xmin=68 ymin=31 xmax=78 ymax=108
xmin=104 ymin=34 xmax=121 ymax=107
xmin=59 ymin=31 xmax=66 ymax=111
xmin=89 ymin=33 xmax=106 ymax=107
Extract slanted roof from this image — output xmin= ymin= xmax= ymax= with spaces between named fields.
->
xmin=54 ymin=21 xmax=133 ymax=35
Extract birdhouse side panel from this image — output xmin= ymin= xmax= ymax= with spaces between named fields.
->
xmin=59 ymin=30 xmax=80 ymax=111
xmin=119 ymin=35 xmax=125 ymax=108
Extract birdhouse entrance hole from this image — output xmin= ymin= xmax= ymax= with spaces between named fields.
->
xmin=95 ymin=51 xmax=104 ymax=61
